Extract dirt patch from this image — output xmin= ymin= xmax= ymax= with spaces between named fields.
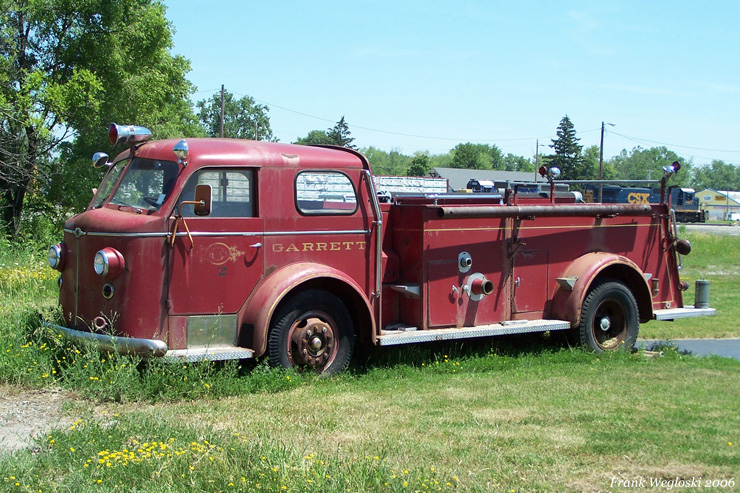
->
xmin=0 ymin=385 xmax=74 ymax=455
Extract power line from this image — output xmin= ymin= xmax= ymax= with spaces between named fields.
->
xmin=609 ymin=130 xmax=740 ymax=154
xmin=205 ymin=88 xmax=740 ymax=158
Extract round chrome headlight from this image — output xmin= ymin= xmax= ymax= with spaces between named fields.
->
xmin=93 ymin=248 xmax=125 ymax=278
xmin=48 ymin=243 xmax=64 ymax=271
xmin=93 ymin=250 xmax=108 ymax=276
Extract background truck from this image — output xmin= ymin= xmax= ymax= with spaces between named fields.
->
xmin=46 ymin=124 xmax=716 ymax=374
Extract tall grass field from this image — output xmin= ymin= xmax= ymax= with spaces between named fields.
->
xmin=0 ymin=234 xmax=738 ymax=491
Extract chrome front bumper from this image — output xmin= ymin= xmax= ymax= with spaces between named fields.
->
xmin=44 ymin=322 xmax=255 ymax=361
xmin=44 ymin=322 xmax=168 ymax=357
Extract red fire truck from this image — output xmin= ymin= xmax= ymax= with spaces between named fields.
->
xmin=46 ymin=124 xmax=716 ymax=374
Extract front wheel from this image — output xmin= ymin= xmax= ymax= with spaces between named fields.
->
xmin=578 ymin=280 xmax=639 ymax=352
xmin=268 ymin=290 xmax=354 ymax=375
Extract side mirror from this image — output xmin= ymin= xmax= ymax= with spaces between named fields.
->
xmin=92 ymin=152 xmax=110 ymax=168
xmin=193 ymin=184 xmax=211 ymax=216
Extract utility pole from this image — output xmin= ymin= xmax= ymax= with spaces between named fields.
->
xmin=220 ymin=84 xmax=225 ymax=138
xmin=534 ymin=140 xmax=547 ymax=182
xmin=598 ymin=121 xmax=615 ymax=203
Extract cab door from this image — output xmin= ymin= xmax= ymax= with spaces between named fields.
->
xmin=168 ymin=168 xmax=263 ymax=317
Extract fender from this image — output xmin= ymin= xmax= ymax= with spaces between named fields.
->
xmin=550 ymin=252 xmax=653 ymax=327
xmin=240 ymin=262 xmax=374 ymax=356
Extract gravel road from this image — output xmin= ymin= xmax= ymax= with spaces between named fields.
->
xmin=0 ymin=386 xmax=73 ymax=455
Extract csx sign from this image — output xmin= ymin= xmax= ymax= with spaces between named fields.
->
xmin=627 ymin=192 xmax=650 ymax=204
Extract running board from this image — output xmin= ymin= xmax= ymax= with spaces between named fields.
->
xmin=164 ymin=346 xmax=255 ymax=362
xmin=377 ymin=320 xmax=571 ymax=346
xmin=653 ymin=306 xmax=717 ymax=321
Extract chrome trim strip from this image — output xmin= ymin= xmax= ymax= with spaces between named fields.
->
xmin=44 ymin=321 xmax=168 ymax=357
xmin=364 ymin=169 xmax=383 ymax=298
xmin=178 ymin=230 xmax=370 ymax=237
xmin=377 ymin=320 xmax=571 ymax=346
xmin=67 ymin=228 xmax=371 ymax=238
xmin=65 ymin=229 xmax=168 ymax=238
xmin=264 ymin=229 xmax=370 ymax=236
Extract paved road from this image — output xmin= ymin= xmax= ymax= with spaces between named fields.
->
xmin=638 ymin=339 xmax=740 ymax=360
xmin=684 ymin=223 xmax=740 ymax=236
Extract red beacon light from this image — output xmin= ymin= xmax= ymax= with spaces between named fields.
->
xmin=108 ymin=123 xmax=152 ymax=146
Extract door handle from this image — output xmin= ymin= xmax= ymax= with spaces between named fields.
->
xmin=249 ymin=243 xmax=262 ymax=248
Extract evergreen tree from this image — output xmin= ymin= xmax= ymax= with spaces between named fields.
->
xmin=295 ymin=116 xmax=357 ymax=149
xmin=547 ymin=116 xmax=592 ymax=180
xmin=326 ymin=116 xmax=356 ymax=149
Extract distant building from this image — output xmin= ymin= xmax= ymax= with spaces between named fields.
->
xmin=428 ymin=167 xmax=547 ymax=193
xmin=696 ymin=189 xmax=740 ymax=220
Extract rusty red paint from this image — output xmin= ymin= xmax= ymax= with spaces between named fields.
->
xmin=51 ymin=135 xmax=704 ymax=363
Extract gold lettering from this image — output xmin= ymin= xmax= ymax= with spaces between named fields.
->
xmin=330 ymin=242 xmax=341 ymax=251
xmin=272 ymin=243 xmax=283 ymax=252
xmin=302 ymin=243 xmax=314 ymax=251
xmin=630 ymin=193 xmax=649 ymax=204
xmin=356 ymin=241 xmax=365 ymax=250
xmin=285 ymin=243 xmax=299 ymax=253
xmin=316 ymin=243 xmax=327 ymax=251
xmin=343 ymin=241 xmax=353 ymax=250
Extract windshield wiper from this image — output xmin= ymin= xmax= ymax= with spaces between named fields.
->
xmin=110 ymin=198 xmax=143 ymax=214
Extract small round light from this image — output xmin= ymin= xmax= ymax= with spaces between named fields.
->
xmin=93 ymin=251 xmax=108 ymax=276
xmin=102 ymin=283 xmax=115 ymax=299
xmin=48 ymin=243 xmax=64 ymax=270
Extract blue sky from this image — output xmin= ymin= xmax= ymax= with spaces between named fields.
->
xmin=163 ymin=1 xmax=740 ymax=166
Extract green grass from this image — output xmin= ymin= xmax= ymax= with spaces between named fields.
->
xmin=640 ymin=233 xmax=740 ymax=339
xmin=1 ymin=236 xmax=739 ymax=491
xmin=1 ymin=349 xmax=739 ymax=491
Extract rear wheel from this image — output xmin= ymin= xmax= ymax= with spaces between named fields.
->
xmin=268 ymin=290 xmax=354 ymax=375
xmin=578 ymin=280 xmax=639 ymax=352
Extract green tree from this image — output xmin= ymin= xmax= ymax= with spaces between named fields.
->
xmin=327 ymin=116 xmax=356 ymax=149
xmin=451 ymin=143 xmax=504 ymax=170
xmin=610 ymin=146 xmax=690 ymax=185
xmin=1 ymin=0 xmax=197 ymax=239
xmin=582 ymin=145 xmax=616 ymax=180
xmin=691 ymin=160 xmax=740 ymax=191
xmin=547 ymin=115 xmax=591 ymax=180
xmin=197 ymin=90 xmax=273 ymax=140
xmin=503 ymin=153 xmax=533 ymax=172
xmin=362 ymin=146 xmax=411 ymax=175
xmin=295 ymin=116 xmax=356 ymax=148
xmin=294 ymin=130 xmax=335 ymax=146
xmin=407 ymin=154 xmax=430 ymax=177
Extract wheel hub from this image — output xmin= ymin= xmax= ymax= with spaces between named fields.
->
xmin=599 ymin=316 xmax=611 ymax=332
xmin=288 ymin=316 xmax=335 ymax=368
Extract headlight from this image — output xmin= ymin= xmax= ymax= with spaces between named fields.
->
xmin=48 ymin=243 xmax=64 ymax=271
xmin=93 ymin=248 xmax=125 ymax=278
xmin=93 ymin=251 xmax=108 ymax=276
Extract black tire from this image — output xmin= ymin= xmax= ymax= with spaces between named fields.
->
xmin=578 ymin=280 xmax=639 ymax=352
xmin=268 ymin=290 xmax=354 ymax=375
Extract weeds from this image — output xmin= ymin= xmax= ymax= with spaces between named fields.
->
xmin=1 ymin=234 xmax=739 ymax=490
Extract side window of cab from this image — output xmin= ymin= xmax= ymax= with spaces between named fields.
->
xmin=180 ymin=169 xmax=256 ymax=217
xmin=295 ymin=171 xmax=357 ymax=215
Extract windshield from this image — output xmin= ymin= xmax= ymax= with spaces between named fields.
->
xmin=108 ymin=158 xmax=179 ymax=212
xmin=90 ymin=159 xmax=127 ymax=209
